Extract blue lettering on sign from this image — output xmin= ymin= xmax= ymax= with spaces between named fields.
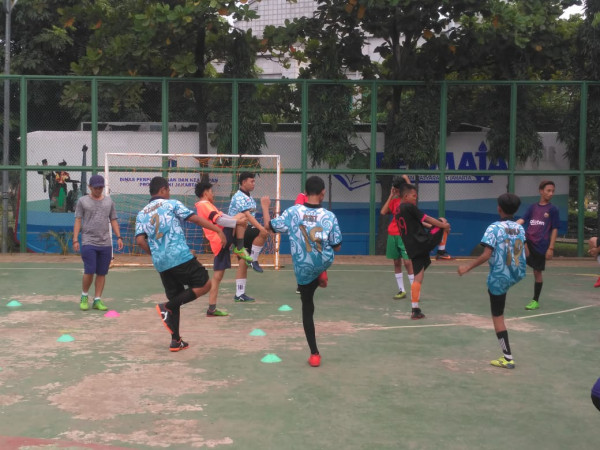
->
xmin=333 ymin=174 xmax=371 ymax=191
xmin=335 ymin=142 xmax=509 ymax=190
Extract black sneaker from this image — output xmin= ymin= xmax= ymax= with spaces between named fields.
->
xmin=169 ymin=338 xmax=189 ymax=352
xmin=296 ymin=285 xmax=301 ymax=295
xmin=234 ymin=293 xmax=255 ymax=302
xmin=156 ymin=303 xmax=175 ymax=335
xmin=251 ymin=261 xmax=264 ymax=273
xmin=436 ymin=250 xmax=452 ymax=260
xmin=411 ymin=308 xmax=426 ymax=320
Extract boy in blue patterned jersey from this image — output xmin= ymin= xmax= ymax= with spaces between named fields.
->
xmin=135 ymin=177 xmax=226 ymax=352
xmin=260 ymin=176 xmax=342 ymax=367
xmin=458 ymin=193 xmax=526 ymax=369
xmin=228 ymin=172 xmax=268 ymax=302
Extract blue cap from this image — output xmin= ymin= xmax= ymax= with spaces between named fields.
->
xmin=89 ymin=174 xmax=105 ymax=188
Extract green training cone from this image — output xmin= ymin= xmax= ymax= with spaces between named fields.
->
xmin=249 ymin=329 xmax=267 ymax=336
xmin=7 ymin=300 xmax=22 ymax=307
xmin=278 ymin=304 xmax=293 ymax=311
xmin=57 ymin=334 xmax=75 ymax=343
xmin=261 ymin=353 xmax=282 ymax=363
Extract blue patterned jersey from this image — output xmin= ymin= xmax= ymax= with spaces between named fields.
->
xmin=270 ymin=204 xmax=342 ymax=285
xmin=135 ymin=198 xmax=195 ymax=272
xmin=481 ymin=220 xmax=526 ymax=295
xmin=228 ymin=190 xmax=256 ymax=217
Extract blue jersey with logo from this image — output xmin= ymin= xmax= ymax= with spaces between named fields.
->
xmin=228 ymin=190 xmax=256 ymax=217
xmin=135 ymin=198 xmax=195 ymax=272
xmin=270 ymin=204 xmax=342 ymax=285
xmin=481 ymin=220 xmax=526 ymax=295
xmin=519 ymin=203 xmax=560 ymax=254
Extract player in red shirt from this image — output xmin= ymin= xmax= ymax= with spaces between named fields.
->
xmin=195 ymin=181 xmax=252 ymax=316
xmin=381 ymin=175 xmax=414 ymax=299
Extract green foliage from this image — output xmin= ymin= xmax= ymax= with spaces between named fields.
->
xmin=559 ymin=1 xmax=600 ymax=171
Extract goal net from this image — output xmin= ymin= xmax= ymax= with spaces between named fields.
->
xmin=104 ymin=153 xmax=281 ymax=269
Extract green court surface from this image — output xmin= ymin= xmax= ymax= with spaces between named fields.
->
xmin=0 ymin=256 xmax=599 ymax=449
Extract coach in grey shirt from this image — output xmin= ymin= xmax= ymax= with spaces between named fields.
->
xmin=73 ymin=174 xmax=123 ymax=312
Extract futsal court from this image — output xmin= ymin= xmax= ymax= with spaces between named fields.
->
xmin=0 ymin=254 xmax=599 ymax=449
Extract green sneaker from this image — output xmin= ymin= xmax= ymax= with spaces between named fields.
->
xmin=233 ymin=246 xmax=253 ymax=262
xmin=525 ymin=300 xmax=539 ymax=310
xmin=92 ymin=299 xmax=108 ymax=311
xmin=80 ymin=294 xmax=89 ymax=311
xmin=207 ymin=308 xmax=229 ymax=317
xmin=393 ymin=291 xmax=407 ymax=300
xmin=490 ymin=356 xmax=515 ymax=369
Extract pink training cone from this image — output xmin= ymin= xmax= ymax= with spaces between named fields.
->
xmin=104 ymin=310 xmax=120 ymax=318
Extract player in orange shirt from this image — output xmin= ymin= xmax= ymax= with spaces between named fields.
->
xmin=195 ymin=181 xmax=253 ymax=316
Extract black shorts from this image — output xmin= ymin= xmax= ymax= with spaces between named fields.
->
xmin=243 ymin=225 xmax=260 ymax=252
xmin=526 ymin=242 xmax=546 ymax=271
xmin=159 ymin=258 xmax=209 ymax=300
xmin=489 ymin=290 xmax=507 ymax=317
xmin=410 ymin=228 xmax=444 ymax=274
xmin=411 ymin=253 xmax=432 ymax=275
xmin=213 ymin=228 xmax=234 ymax=271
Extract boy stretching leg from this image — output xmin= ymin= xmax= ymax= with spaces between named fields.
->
xmin=261 ymin=176 xmax=342 ymax=367
xmin=458 ymin=193 xmax=526 ymax=369
xmin=397 ymin=184 xmax=451 ymax=319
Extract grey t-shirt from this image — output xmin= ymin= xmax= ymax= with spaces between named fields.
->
xmin=75 ymin=195 xmax=118 ymax=246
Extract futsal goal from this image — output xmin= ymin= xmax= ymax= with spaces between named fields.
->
xmin=104 ymin=153 xmax=281 ymax=269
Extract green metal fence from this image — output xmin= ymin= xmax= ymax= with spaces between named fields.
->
xmin=1 ymin=76 xmax=599 ymax=256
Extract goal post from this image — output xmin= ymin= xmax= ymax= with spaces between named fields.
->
xmin=104 ymin=153 xmax=281 ymax=269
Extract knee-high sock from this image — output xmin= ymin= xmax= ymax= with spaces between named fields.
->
xmin=395 ymin=273 xmax=405 ymax=292
xmin=165 ymin=289 xmax=197 ymax=341
xmin=496 ymin=330 xmax=513 ymax=360
xmin=438 ymin=230 xmax=448 ymax=250
xmin=533 ymin=282 xmax=543 ymax=302
xmin=411 ymin=281 xmax=421 ymax=309
xmin=299 ymin=279 xmax=319 ymax=354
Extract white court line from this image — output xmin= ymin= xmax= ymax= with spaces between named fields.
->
xmin=508 ymin=304 xmax=597 ymax=320
xmin=355 ymin=304 xmax=598 ymax=331
xmin=355 ymin=323 xmax=459 ymax=331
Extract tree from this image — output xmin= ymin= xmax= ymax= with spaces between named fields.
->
xmin=451 ymin=0 xmax=581 ymax=163
xmin=558 ymin=0 xmax=600 ymax=235
xmin=0 ymin=0 xmax=94 ymax=134
xmin=263 ymin=1 xmax=369 ymax=171
xmin=57 ymin=0 xmax=261 ymax=155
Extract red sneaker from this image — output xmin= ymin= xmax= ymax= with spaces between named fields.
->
xmin=318 ymin=271 xmax=328 ymax=288
xmin=308 ymin=353 xmax=321 ymax=367
xmin=594 ymin=276 xmax=600 ymax=288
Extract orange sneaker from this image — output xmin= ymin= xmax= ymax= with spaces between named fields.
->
xmin=308 ymin=353 xmax=321 ymax=367
xmin=594 ymin=276 xmax=600 ymax=288
xmin=318 ymin=271 xmax=328 ymax=288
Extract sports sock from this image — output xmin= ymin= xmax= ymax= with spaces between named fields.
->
xmin=411 ymin=281 xmax=421 ymax=309
xmin=395 ymin=273 xmax=405 ymax=292
xmin=251 ymin=245 xmax=263 ymax=262
xmin=438 ymin=230 xmax=448 ymax=250
xmin=208 ymin=304 xmax=216 ymax=313
xmin=166 ymin=288 xmax=197 ymax=311
xmin=408 ymin=274 xmax=415 ymax=285
xmin=94 ymin=297 xmax=101 ymax=301
xmin=496 ymin=330 xmax=513 ymax=361
xmin=533 ymin=281 xmax=543 ymax=301
xmin=236 ymin=279 xmax=246 ymax=296
xmin=235 ymin=238 xmax=244 ymax=250
xmin=81 ymin=291 xmax=88 ymax=296
xmin=300 ymin=279 xmax=320 ymax=354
